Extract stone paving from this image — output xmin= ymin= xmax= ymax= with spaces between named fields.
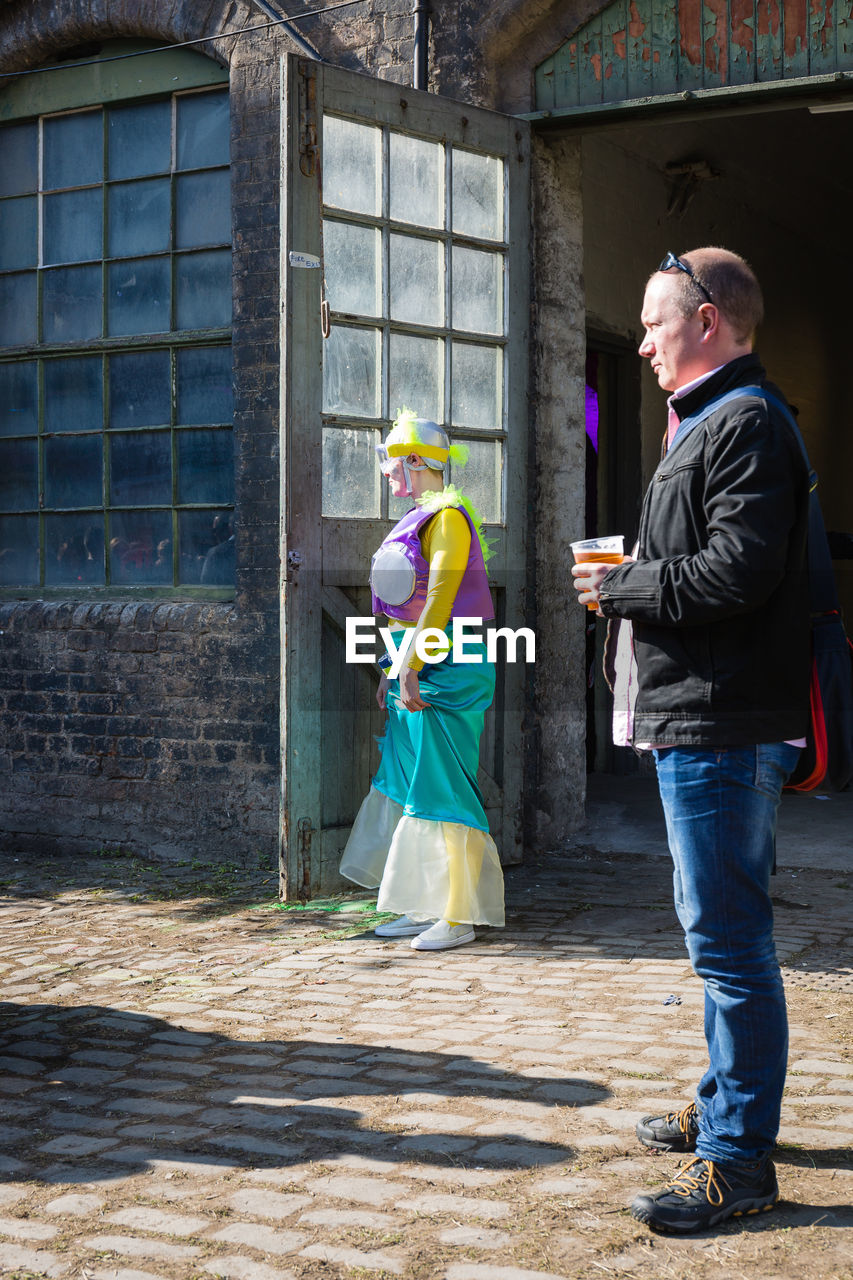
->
xmin=0 ymin=846 xmax=851 ymax=1280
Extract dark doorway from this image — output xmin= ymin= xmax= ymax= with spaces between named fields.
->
xmin=579 ymin=100 xmax=853 ymax=778
xmin=580 ymin=102 xmax=853 ymax=623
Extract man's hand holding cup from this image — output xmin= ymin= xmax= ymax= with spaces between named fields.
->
xmin=570 ymin=535 xmax=627 ymax=615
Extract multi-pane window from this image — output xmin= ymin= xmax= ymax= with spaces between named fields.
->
xmin=0 ymin=86 xmax=233 ymax=591
xmin=320 ymin=116 xmax=507 ymax=525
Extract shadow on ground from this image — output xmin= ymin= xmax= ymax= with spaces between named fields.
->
xmin=0 ymin=1001 xmax=611 ymax=1185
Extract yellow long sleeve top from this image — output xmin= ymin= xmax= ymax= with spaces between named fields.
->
xmin=388 ymin=506 xmax=471 ymax=673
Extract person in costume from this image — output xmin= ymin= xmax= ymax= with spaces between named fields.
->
xmin=339 ymin=410 xmax=505 ymax=951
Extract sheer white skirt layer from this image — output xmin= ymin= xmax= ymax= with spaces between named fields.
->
xmin=339 ymin=784 xmax=505 ymax=927
xmin=338 ymin=785 xmax=402 ymax=888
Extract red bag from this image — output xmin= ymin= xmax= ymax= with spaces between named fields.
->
xmin=786 ymin=610 xmax=853 ymax=793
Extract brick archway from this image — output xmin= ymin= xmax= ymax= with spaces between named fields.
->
xmin=0 ymin=1 xmax=254 ymax=74
xmin=432 ymin=0 xmax=613 ymax=114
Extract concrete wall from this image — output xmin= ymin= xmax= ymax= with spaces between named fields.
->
xmin=530 ymin=134 xmax=589 ymax=846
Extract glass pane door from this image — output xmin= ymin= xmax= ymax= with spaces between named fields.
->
xmin=321 ymin=119 xmax=507 ymax=525
xmin=281 ymin=55 xmax=530 ymax=898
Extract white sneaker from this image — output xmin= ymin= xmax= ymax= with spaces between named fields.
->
xmin=374 ymin=914 xmax=434 ymax=938
xmin=410 ymin=920 xmax=476 ymax=951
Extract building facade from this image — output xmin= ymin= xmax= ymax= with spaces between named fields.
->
xmin=1 ymin=1 xmax=850 ymax=889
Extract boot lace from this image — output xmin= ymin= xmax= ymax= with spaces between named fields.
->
xmin=663 ymin=1101 xmax=698 ymax=1136
xmin=667 ymin=1157 xmax=729 ymax=1206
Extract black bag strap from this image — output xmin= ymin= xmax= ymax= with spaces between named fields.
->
xmin=734 ymin=386 xmax=840 ymax=619
xmin=672 ymin=384 xmax=840 ymax=619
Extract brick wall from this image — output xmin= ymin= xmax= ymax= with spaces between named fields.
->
xmin=296 ymin=0 xmax=414 ymax=80
xmin=0 ymin=601 xmax=278 ymax=862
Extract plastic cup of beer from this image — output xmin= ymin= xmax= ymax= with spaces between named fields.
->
xmin=571 ymin=535 xmax=625 ymax=610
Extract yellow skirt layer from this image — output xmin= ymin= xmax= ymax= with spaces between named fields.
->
xmin=340 ymin=785 xmax=505 ymax=927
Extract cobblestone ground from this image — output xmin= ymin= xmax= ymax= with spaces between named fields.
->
xmin=0 ymin=846 xmax=851 ymax=1280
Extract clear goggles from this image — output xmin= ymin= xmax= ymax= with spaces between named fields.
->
xmin=375 ymin=444 xmax=442 ymax=476
xmin=375 ymin=444 xmax=407 ymax=487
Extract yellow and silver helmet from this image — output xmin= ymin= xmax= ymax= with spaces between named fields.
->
xmin=375 ymin=407 xmax=469 ymax=480
xmin=382 ymin=409 xmax=451 ymax=468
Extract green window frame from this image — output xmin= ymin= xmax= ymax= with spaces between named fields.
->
xmin=0 ymin=44 xmax=234 ymax=597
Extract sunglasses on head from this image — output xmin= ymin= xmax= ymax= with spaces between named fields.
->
xmin=658 ymin=251 xmax=713 ymax=304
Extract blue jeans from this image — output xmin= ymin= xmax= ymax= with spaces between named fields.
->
xmin=654 ymin=743 xmax=801 ymax=1168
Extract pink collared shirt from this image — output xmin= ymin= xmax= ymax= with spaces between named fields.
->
xmin=665 ymin=366 xmax=727 ymax=449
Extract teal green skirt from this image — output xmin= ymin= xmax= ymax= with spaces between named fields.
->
xmin=374 ymin=641 xmax=495 ymax=832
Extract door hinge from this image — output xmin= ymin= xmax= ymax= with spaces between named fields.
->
xmin=297 ymin=815 xmax=315 ymax=900
xmin=298 ymin=62 xmax=318 ymax=178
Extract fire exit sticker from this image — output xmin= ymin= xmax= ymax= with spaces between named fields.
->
xmin=289 ymin=251 xmax=321 ymax=269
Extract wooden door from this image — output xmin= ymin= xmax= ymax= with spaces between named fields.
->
xmin=280 ymin=55 xmax=531 ymax=898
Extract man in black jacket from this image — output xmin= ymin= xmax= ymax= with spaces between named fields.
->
xmin=573 ymin=248 xmax=810 ymax=1233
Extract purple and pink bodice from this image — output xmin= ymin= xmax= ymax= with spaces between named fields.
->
xmin=369 ymin=503 xmax=494 ymax=624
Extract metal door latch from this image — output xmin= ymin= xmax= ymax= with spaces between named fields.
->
xmin=286 ymin=550 xmax=302 ymax=580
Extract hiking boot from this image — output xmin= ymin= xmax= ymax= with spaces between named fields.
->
xmin=631 ymin=1156 xmax=779 ymax=1233
xmin=636 ymin=1101 xmax=699 ymax=1152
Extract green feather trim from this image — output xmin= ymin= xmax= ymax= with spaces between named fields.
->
xmin=392 ymin=406 xmax=422 ymax=444
xmin=415 ymin=483 xmax=494 ymax=565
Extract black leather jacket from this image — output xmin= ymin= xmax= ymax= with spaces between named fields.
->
xmin=599 ymin=354 xmax=811 ymax=746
